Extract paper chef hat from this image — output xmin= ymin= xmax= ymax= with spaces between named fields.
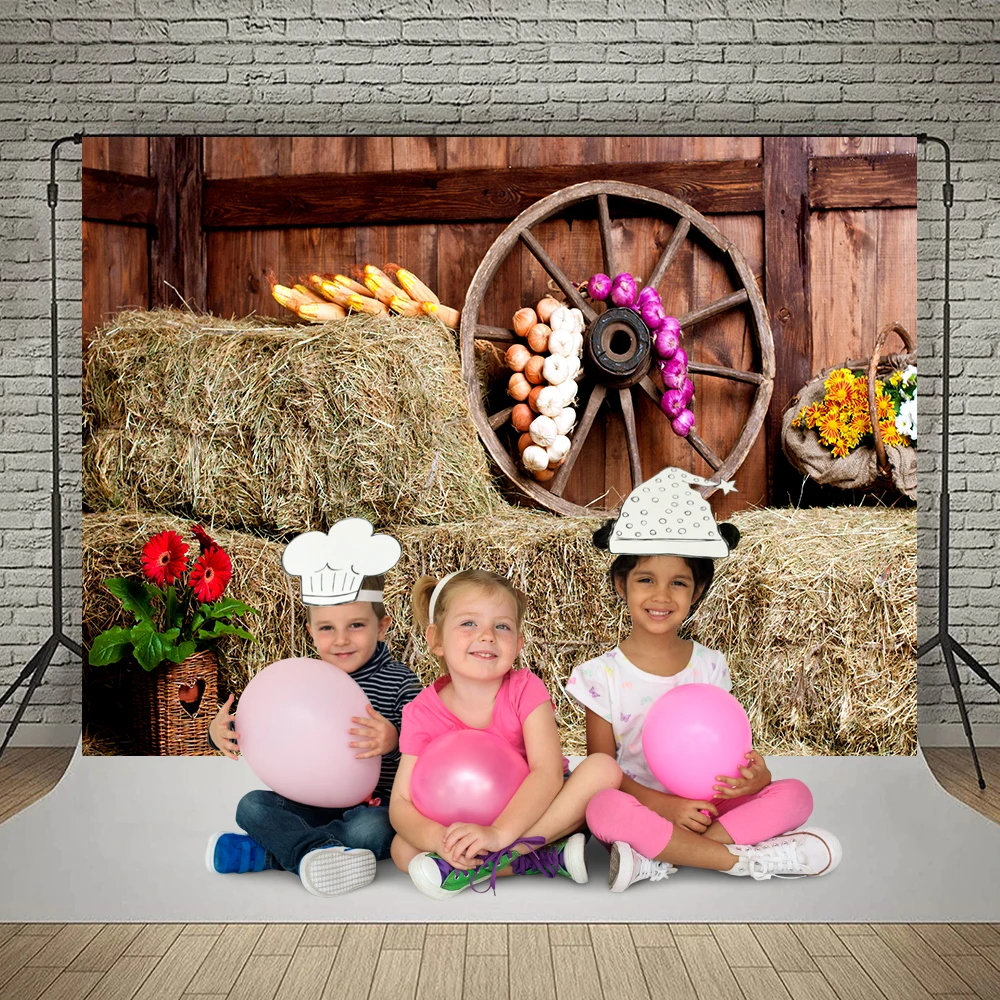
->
xmin=282 ymin=518 xmax=402 ymax=606
xmin=609 ymin=467 xmax=738 ymax=559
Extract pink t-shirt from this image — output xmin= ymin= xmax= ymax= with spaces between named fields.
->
xmin=399 ymin=668 xmax=553 ymax=764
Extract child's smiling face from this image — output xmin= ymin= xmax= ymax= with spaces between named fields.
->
xmin=427 ymin=584 xmax=523 ymax=682
xmin=617 ymin=555 xmax=702 ymax=636
xmin=307 ymin=602 xmax=390 ymax=674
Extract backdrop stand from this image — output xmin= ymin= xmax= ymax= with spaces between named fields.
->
xmin=0 ymin=134 xmax=83 ymax=759
xmin=915 ymin=134 xmax=1000 ymax=790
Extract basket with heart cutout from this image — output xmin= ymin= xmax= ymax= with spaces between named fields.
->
xmin=86 ymin=523 xmax=258 ymax=755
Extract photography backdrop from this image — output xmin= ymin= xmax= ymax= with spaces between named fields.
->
xmin=0 ymin=5 xmax=997 ymax=752
xmin=78 ymin=134 xmax=917 ymax=758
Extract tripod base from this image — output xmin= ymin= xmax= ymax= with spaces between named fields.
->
xmin=918 ymin=630 xmax=1000 ymax=791
xmin=0 ymin=632 xmax=83 ymax=759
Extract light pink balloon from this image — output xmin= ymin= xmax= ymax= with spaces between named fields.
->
xmin=410 ymin=729 xmax=529 ymax=827
xmin=237 ymin=657 xmax=380 ymax=808
xmin=641 ymin=684 xmax=752 ymax=801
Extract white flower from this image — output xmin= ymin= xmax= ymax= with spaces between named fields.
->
xmin=896 ymin=397 xmax=917 ymax=441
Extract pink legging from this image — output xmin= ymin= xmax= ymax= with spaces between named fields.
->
xmin=586 ymin=779 xmax=814 ymax=860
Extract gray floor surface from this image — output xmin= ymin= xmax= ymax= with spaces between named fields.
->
xmin=0 ymin=746 xmax=996 ymax=923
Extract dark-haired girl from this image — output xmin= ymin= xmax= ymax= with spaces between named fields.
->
xmin=566 ymin=468 xmax=841 ymax=890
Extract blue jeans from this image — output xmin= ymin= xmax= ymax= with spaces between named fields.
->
xmin=235 ymin=790 xmax=395 ymax=873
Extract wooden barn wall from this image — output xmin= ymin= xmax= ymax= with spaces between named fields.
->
xmin=83 ymin=136 xmax=917 ymax=517
xmin=81 ymin=137 xmax=150 ymax=337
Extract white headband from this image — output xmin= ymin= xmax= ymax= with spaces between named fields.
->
xmin=428 ymin=570 xmax=461 ymax=624
xmin=357 ymin=589 xmax=384 ymax=603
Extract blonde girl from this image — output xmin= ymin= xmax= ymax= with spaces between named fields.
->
xmin=389 ymin=569 xmax=621 ymax=899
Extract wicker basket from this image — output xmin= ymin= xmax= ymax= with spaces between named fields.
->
xmin=781 ymin=322 xmax=917 ymax=500
xmin=129 ymin=650 xmax=219 ymax=755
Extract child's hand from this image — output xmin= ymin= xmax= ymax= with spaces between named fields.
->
xmin=667 ymin=797 xmax=719 ymax=834
xmin=436 ymin=839 xmax=482 ymax=872
xmin=349 ymin=704 xmax=397 ymax=759
xmin=209 ymin=694 xmax=239 ymax=760
xmin=713 ymin=749 xmax=771 ymax=799
xmin=442 ymin=822 xmax=503 ymax=865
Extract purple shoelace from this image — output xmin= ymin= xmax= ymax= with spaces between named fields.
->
xmin=434 ymin=836 xmax=553 ymax=896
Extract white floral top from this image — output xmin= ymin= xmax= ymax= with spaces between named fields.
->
xmin=565 ymin=643 xmax=731 ymax=793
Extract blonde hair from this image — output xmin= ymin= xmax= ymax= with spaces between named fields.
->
xmin=413 ymin=570 xmax=528 ymax=673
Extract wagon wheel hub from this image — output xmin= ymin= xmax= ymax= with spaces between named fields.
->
xmin=584 ymin=307 xmax=653 ymax=389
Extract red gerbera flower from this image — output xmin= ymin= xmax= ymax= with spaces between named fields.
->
xmin=141 ymin=531 xmax=189 ymax=587
xmin=189 ymin=546 xmax=232 ymax=602
xmin=191 ymin=523 xmax=219 ymax=553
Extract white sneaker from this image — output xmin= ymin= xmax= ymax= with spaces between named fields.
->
xmin=609 ymin=841 xmax=677 ymax=892
xmin=724 ymin=827 xmax=842 ymax=880
xmin=298 ymin=846 xmax=376 ymax=896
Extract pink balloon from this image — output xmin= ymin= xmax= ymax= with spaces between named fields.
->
xmin=641 ymin=684 xmax=753 ymax=801
xmin=410 ymin=729 xmax=529 ymax=827
xmin=237 ymin=657 xmax=380 ymax=808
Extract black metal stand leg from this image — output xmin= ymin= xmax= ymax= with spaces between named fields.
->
xmin=941 ymin=637 xmax=987 ymax=791
xmin=59 ymin=634 xmax=84 ymax=659
xmin=0 ymin=635 xmax=59 ymax=758
xmin=951 ymin=638 xmax=1000 ymax=698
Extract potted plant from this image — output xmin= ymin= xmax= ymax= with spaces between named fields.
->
xmin=88 ymin=523 xmax=257 ymax=755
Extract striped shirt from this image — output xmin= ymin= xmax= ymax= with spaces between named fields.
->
xmin=210 ymin=642 xmax=422 ymax=804
xmin=352 ymin=642 xmax=423 ymax=801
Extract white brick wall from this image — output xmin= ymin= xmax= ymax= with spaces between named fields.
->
xmin=1 ymin=1 xmax=997 ymax=746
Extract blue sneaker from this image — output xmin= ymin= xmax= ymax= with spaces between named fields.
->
xmin=298 ymin=846 xmax=376 ymax=897
xmin=205 ymin=831 xmax=269 ymax=874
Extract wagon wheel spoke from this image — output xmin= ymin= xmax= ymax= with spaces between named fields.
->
xmin=596 ymin=193 xmax=615 ymax=279
xmin=677 ymin=289 xmax=748 ymax=330
xmin=488 ymin=406 xmax=513 ymax=431
xmin=550 ymin=383 xmax=607 ymax=497
xmin=519 ymin=230 xmax=597 ymax=323
xmin=476 ymin=324 xmax=517 ymax=344
xmin=618 ymin=388 xmax=643 ymax=488
xmin=686 ymin=429 xmax=723 ymax=472
xmin=646 ymin=218 xmax=691 ymax=291
xmin=637 ymin=374 xmax=662 ymax=407
xmin=687 ymin=361 xmax=765 ymax=386
xmin=639 ymin=373 xmax=723 ymax=472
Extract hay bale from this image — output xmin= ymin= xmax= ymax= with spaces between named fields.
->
xmin=84 ymin=506 xmax=916 ymax=757
xmin=83 ymin=310 xmax=505 ymax=536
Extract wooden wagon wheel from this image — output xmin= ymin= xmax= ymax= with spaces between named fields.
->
xmin=460 ymin=180 xmax=775 ymax=515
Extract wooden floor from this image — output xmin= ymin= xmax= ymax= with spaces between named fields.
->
xmin=1 ymin=747 xmax=999 ymax=1000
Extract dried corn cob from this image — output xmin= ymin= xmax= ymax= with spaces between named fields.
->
xmin=421 ymin=301 xmax=460 ymax=329
xmin=328 ymin=273 xmax=370 ymax=297
xmin=344 ymin=291 xmax=389 ymax=316
xmin=269 ymin=273 xmax=310 ymax=316
xmin=307 ymin=274 xmax=356 ymax=308
xmin=298 ymin=301 xmax=348 ymax=323
xmin=360 ymin=264 xmax=410 ymax=306
xmin=388 ymin=294 xmax=423 ymax=318
xmin=293 ymin=283 xmax=328 ymax=305
xmin=384 ymin=263 xmax=440 ymax=305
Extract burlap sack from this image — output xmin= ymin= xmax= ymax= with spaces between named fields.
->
xmin=781 ymin=377 xmax=917 ymax=499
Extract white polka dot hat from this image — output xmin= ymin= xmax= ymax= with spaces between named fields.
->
xmin=609 ymin=467 xmax=737 ymax=558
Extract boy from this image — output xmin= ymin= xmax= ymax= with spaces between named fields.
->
xmin=206 ymin=521 xmax=422 ymax=896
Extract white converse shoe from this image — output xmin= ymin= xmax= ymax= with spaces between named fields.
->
xmin=609 ymin=841 xmax=677 ymax=892
xmin=723 ymin=827 xmax=842 ymax=880
xmin=298 ymin=846 xmax=376 ymax=896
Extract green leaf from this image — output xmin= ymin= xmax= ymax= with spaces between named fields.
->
xmin=196 ymin=622 xmax=256 ymax=643
xmin=189 ymin=610 xmax=206 ymax=635
xmin=130 ymin=622 xmax=181 ymax=672
xmin=104 ymin=577 xmax=156 ymax=623
xmin=202 ymin=598 xmax=258 ymax=620
xmin=87 ymin=627 xmax=134 ymax=666
xmin=162 ymin=639 xmax=197 ymax=664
